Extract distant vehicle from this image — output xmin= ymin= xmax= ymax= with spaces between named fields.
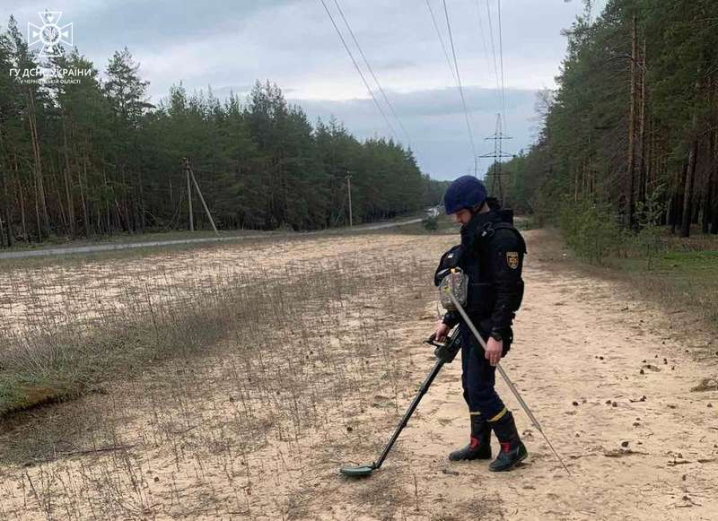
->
xmin=426 ymin=207 xmax=440 ymax=218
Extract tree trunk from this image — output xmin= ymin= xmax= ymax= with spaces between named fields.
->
xmin=115 ymin=197 xmax=129 ymax=232
xmin=2 ymin=172 xmax=11 ymax=247
xmin=102 ymin=164 xmax=110 ymax=234
xmin=137 ymin=157 xmax=146 ymax=231
xmin=0 ymin=133 xmax=12 ymax=247
xmin=627 ymin=15 xmax=638 ymax=229
xmin=62 ymin=118 xmax=76 ymax=237
xmin=637 ymin=38 xmax=648 ymax=208
xmin=0 ymin=211 xmax=5 ymax=247
xmin=711 ymin=128 xmax=718 ymax=235
xmin=680 ymin=140 xmax=698 ymax=237
xmin=701 ymin=132 xmax=716 ymax=233
xmin=671 ymin=162 xmax=687 ymax=234
xmin=16 ymin=167 xmax=28 ymax=242
xmin=51 ymin=158 xmax=69 ymax=233
xmin=28 ymin=91 xmax=49 ymax=238
xmin=574 ymin=167 xmax=579 ymax=202
xmin=80 ymin=153 xmax=90 ymax=236
xmin=121 ymin=164 xmax=133 ymax=235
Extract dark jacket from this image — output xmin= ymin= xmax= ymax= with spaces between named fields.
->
xmin=440 ymin=209 xmax=526 ymax=338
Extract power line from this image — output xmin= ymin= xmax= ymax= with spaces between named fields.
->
xmin=318 ymin=0 xmax=399 ymax=142
xmin=441 ymin=0 xmax=478 ymax=166
xmin=331 ymin=0 xmax=411 ymax=146
xmin=424 ymin=0 xmax=458 ymax=84
xmin=474 ymin=0 xmax=502 ymax=111
xmin=497 ymin=0 xmax=508 ymax=132
xmin=484 ymin=1 xmax=507 ymax=132
xmin=484 ymin=0 xmax=501 ymax=110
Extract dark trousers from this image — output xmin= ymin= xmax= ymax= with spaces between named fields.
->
xmin=459 ymin=324 xmax=507 ymax=421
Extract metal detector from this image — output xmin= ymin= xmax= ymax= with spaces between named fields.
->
xmin=340 ymin=299 xmax=570 ymax=477
xmin=339 ymin=328 xmax=462 ymax=478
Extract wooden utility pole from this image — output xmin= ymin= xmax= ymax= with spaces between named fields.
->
xmin=188 ymin=164 xmax=219 ymax=236
xmin=345 ymin=174 xmax=353 ymax=227
xmin=184 ymin=158 xmax=194 ymax=232
xmin=183 ymin=158 xmax=219 ymax=236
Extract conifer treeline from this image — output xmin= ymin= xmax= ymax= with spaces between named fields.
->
xmin=0 ymin=16 xmax=441 ymax=245
xmin=501 ymin=0 xmax=718 ymax=237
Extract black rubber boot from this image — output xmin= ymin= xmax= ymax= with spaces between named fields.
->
xmin=449 ymin=414 xmax=492 ymax=461
xmin=488 ymin=411 xmax=528 ymax=472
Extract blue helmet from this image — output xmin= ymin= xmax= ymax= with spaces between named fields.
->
xmin=443 ymin=176 xmax=488 ymax=214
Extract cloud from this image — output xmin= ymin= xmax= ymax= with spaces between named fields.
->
xmin=291 ymin=86 xmax=538 ymax=180
xmin=371 ymin=58 xmax=417 ymax=72
xmin=2 ymin=0 xmax=605 ymax=180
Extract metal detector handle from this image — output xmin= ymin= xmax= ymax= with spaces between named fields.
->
xmin=425 ymin=328 xmax=461 ymax=364
xmin=424 ymin=332 xmax=441 ymax=348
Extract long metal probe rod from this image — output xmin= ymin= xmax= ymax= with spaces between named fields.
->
xmin=448 ymin=292 xmax=571 ymax=476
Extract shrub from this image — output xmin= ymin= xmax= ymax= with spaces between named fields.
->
xmin=634 ymin=185 xmax=667 ymax=269
xmin=559 ymin=197 xmax=623 ymax=263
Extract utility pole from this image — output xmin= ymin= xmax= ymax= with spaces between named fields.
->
xmin=184 ymin=158 xmax=194 ymax=232
xmin=183 ymin=158 xmax=219 ymax=236
xmin=479 ymin=113 xmax=514 ymax=200
xmin=345 ymin=173 xmax=353 ymax=227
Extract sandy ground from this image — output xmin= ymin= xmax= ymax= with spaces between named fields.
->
xmin=400 ymin=235 xmax=718 ymax=520
xmin=1 ymin=228 xmax=717 ymax=520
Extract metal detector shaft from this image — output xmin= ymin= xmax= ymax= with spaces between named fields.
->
xmin=373 ymin=357 xmax=445 ymax=470
xmin=448 ymin=291 xmax=572 ymax=475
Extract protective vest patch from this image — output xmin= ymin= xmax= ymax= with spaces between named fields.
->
xmin=506 ymin=252 xmax=519 ymax=269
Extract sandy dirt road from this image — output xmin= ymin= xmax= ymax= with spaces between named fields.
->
xmin=1 ymin=228 xmax=717 ymax=520
xmin=0 ymin=219 xmax=422 ymax=260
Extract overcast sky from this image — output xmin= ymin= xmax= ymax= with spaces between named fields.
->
xmin=3 ymin=0 xmax=605 ymax=180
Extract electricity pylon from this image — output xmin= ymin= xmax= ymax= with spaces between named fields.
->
xmin=478 ymin=113 xmax=514 ymax=200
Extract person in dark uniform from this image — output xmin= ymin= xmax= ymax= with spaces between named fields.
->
xmin=433 ymin=175 xmax=528 ymax=472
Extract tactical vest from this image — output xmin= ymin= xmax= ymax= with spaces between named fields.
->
xmin=434 ymin=211 xmax=526 ymax=319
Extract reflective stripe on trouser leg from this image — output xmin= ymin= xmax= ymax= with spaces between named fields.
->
xmin=488 ymin=407 xmax=508 ymax=423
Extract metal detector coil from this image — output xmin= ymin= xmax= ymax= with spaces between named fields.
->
xmin=339 ymin=329 xmax=462 ymax=478
xmin=438 ymin=268 xmax=468 ymax=311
